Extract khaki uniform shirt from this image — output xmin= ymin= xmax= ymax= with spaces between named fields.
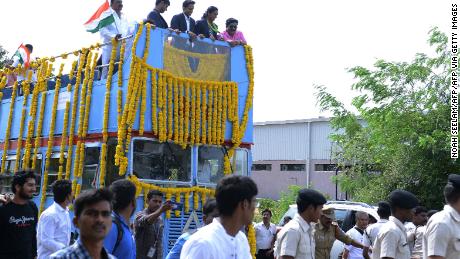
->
xmin=423 ymin=205 xmax=460 ymax=259
xmin=372 ymin=216 xmax=410 ymax=259
xmin=314 ymin=222 xmax=352 ymax=259
xmin=275 ymin=214 xmax=315 ymax=259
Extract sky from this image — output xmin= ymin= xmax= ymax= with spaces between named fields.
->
xmin=0 ymin=0 xmax=450 ymax=122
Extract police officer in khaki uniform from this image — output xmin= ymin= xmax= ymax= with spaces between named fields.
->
xmin=314 ymin=206 xmax=365 ymax=259
xmin=423 ymin=174 xmax=460 ymax=259
xmin=372 ymin=190 xmax=419 ymax=259
xmin=274 ymin=189 xmax=327 ymax=259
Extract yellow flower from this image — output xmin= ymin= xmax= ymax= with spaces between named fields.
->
xmin=1 ymin=81 xmax=18 ymax=173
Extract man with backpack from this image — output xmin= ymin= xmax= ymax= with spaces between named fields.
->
xmin=104 ymin=179 xmax=137 ymax=259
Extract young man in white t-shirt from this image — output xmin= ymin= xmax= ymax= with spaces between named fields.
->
xmin=181 ymin=175 xmax=258 ymax=259
xmin=343 ymin=211 xmax=369 ymax=259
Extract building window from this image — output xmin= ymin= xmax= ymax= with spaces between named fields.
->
xmin=251 ymin=164 xmax=272 ymax=171
xmin=280 ymin=164 xmax=305 ymax=171
xmin=314 ymin=164 xmax=337 ymax=171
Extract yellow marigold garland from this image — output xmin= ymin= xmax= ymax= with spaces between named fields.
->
xmin=173 ymin=78 xmax=179 ymax=143
xmin=1 ymin=81 xmax=18 ymax=174
xmin=200 ymin=83 xmax=207 ymax=144
xmin=183 ymin=80 xmax=190 ymax=148
xmin=167 ymin=77 xmax=173 ymax=140
xmin=207 ymin=83 xmax=213 ymax=144
xmin=65 ymin=50 xmax=87 ymax=180
xmin=151 ymin=69 xmax=158 ymax=135
xmin=32 ymin=91 xmax=47 ymax=170
xmin=58 ymin=101 xmax=70 ymax=180
xmin=248 ymin=223 xmax=257 ymax=259
xmin=118 ymin=39 xmax=126 ymax=87
xmin=13 ymin=75 xmax=32 ymax=172
xmin=175 ymin=192 xmax=181 ymax=217
xmin=40 ymin=64 xmax=65 ymax=215
xmin=23 ymin=62 xmax=48 ymax=170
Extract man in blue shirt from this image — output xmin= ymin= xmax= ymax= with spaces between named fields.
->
xmin=104 ymin=180 xmax=137 ymax=259
xmin=165 ymin=199 xmax=219 ymax=259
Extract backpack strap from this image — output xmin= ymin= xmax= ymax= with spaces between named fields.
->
xmin=112 ymin=215 xmax=124 ymax=254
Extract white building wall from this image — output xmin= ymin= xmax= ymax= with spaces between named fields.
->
xmin=252 ymin=122 xmax=308 ymax=161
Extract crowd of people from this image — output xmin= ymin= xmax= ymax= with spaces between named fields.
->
xmin=0 ymin=171 xmax=459 ymax=259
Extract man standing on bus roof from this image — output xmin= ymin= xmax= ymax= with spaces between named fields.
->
xmin=275 ymin=189 xmax=327 ymax=259
xmin=0 ymin=171 xmax=38 ymax=259
xmin=37 ymin=179 xmax=73 ymax=259
xmin=146 ymin=0 xmax=170 ymax=29
xmin=134 ymin=190 xmax=172 ymax=259
xmin=171 ymin=0 xmax=197 ymax=39
xmin=100 ymin=0 xmax=135 ymax=79
xmin=423 ymin=174 xmax=460 ymax=259
xmin=103 ymin=179 xmax=137 ymax=259
xmin=180 ymin=175 xmax=258 ymax=259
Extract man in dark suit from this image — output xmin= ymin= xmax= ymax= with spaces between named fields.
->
xmin=171 ymin=0 xmax=197 ymax=39
xmin=146 ymin=0 xmax=170 ymax=29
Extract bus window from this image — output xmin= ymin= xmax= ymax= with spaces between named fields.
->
xmin=46 ymin=153 xmax=66 ymax=193
xmin=104 ymin=139 xmax=123 ymax=187
xmin=132 ymin=139 xmax=191 ymax=182
xmin=197 ymin=146 xmax=224 ymax=184
xmin=82 ymin=146 xmax=100 ymax=190
xmin=5 ymin=156 xmax=16 ymax=175
xmin=232 ymin=149 xmax=248 ymax=176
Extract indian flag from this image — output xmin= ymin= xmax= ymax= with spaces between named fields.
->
xmin=13 ymin=44 xmax=31 ymax=68
xmin=84 ymin=0 xmax=115 ymax=33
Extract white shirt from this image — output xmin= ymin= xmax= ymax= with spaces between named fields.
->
xmin=180 ymin=218 xmax=251 ymax=259
xmin=363 ymin=219 xmax=389 ymax=248
xmin=183 ymin=13 xmax=191 ymax=32
xmin=371 ymin=216 xmax=410 ymax=259
xmin=254 ymin=222 xmax=276 ymax=251
xmin=345 ymin=227 xmax=365 ymax=259
xmin=100 ymin=11 xmax=135 ymax=44
xmin=37 ymin=202 xmax=71 ymax=259
xmin=423 ymin=205 xmax=460 ymax=259
xmin=274 ymin=213 xmax=315 ymax=259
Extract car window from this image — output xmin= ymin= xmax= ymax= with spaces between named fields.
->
xmin=334 ymin=209 xmax=347 ymax=227
xmin=279 ymin=206 xmax=297 ymax=226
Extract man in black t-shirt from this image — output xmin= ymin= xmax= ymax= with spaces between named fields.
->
xmin=0 ymin=171 xmax=38 ymax=259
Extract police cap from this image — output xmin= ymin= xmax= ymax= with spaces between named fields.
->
xmin=388 ymin=189 xmax=419 ymax=209
xmin=448 ymin=174 xmax=460 ymax=189
xmin=321 ymin=205 xmax=336 ymax=220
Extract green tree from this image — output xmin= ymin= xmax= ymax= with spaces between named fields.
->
xmin=0 ymin=45 xmax=8 ymax=69
xmin=315 ymin=28 xmax=458 ymax=209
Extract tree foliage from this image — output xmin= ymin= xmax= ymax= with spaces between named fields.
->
xmin=315 ymin=28 xmax=457 ymax=209
xmin=0 ymin=45 xmax=8 ymax=69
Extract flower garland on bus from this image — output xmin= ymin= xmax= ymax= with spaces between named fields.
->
xmin=39 ymin=64 xmax=65 ymax=215
xmin=32 ymin=91 xmax=48 ymax=170
xmin=14 ymin=73 xmax=32 ymax=172
xmin=72 ymin=52 xmax=94 ymax=185
xmin=248 ymin=223 xmax=256 ymax=259
xmin=22 ymin=62 xmax=49 ymax=169
xmin=58 ymin=101 xmax=70 ymax=180
xmin=73 ymin=52 xmax=98 ymax=188
xmin=128 ymin=175 xmax=215 ymax=219
xmin=0 ymin=81 xmax=18 ymax=174
xmin=223 ymin=45 xmax=254 ymax=174
xmin=65 ymin=50 xmax=87 ymax=180
xmin=99 ymin=38 xmax=118 ymax=187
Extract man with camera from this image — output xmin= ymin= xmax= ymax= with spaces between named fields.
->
xmin=134 ymin=190 xmax=172 ymax=259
